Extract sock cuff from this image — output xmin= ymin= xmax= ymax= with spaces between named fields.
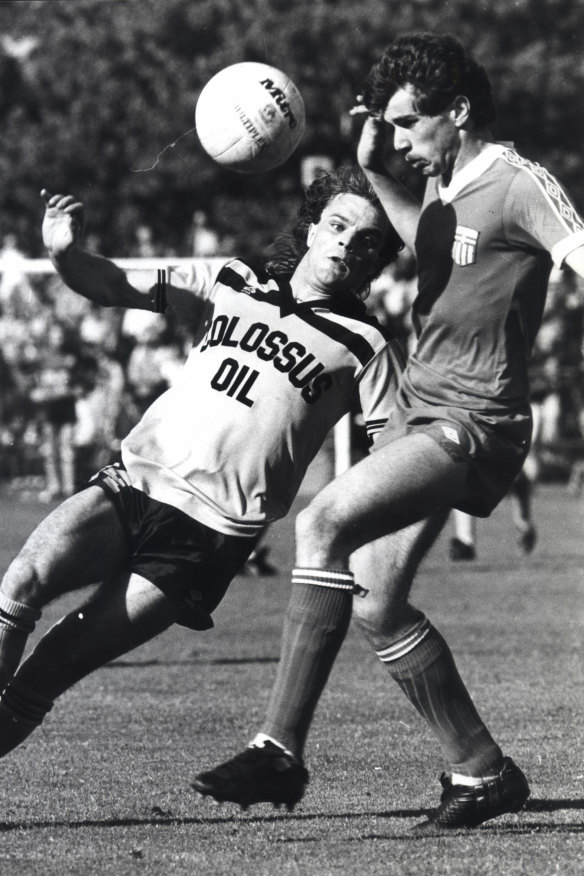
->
xmin=0 ymin=592 xmax=41 ymax=631
xmin=375 ymin=617 xmax=447 ymax=678
xmin=249 ymin=733 xmax=294 ymax=758
xmin=292 ymin=568 xmax=367 ymax=596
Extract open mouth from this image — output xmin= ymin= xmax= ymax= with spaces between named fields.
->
xmin=330 ymin=256 xmax=350 ymax=274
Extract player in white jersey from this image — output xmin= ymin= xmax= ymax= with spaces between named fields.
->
xmin=0 ymin=166 xmax=405 ymax=770
xmin=194 ymin=33 xmax=584 ymax=827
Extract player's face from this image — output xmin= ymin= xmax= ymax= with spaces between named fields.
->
xmin=305 ymin=193 xmax=388 ymax=295
xmin=384 ymin=85 xmax=460 ymax=179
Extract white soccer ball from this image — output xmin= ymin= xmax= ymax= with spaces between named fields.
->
xmin=195 ymin=62 xmax=305 ymax=174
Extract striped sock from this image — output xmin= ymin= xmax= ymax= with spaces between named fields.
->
xmin=376 ymin=616 xmax=503 ymax=776
xmin=0 ymin=592 xmax=41 ymax=692
xmin=260 ymin=568 xmax=356 ymax=758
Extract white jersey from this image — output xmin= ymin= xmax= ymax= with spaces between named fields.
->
xmin=121 ymin=258 xmax=404 ymax=536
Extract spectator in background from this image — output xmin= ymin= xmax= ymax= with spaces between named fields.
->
xmin=368 ymin=253 xmax=417 ymax=353
xmin=0 ymin=305 xmax=41 ymax=480
xmin=29 ymin=318 xmax=79 ymax=502
xmin=529 ymin=267 xmax=567 ymax=450
xmin=192 ymin=210 xmax=220 ymax=258
xmin=73 ymin=314 xmax=126 ymax=484
xmin=449 ymin=460 xmax=538 ymax=561
xmin=122 ymin=309 xmax=184 ymax=420
xmin=0 ymin=344 xmax=25 ymax=481
xmin=135 ymin=224 xmax=158 ymax=258
xmin=0 ymin=233 xmax=36 ymax=320
xmin=44 ymin=271 xmax=95 ymax=336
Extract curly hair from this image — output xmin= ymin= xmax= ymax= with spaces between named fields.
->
xmin=362 ymin=32 xmax=496 ymax=129
xmin=265 ymin=165 xmax=403 ymax=300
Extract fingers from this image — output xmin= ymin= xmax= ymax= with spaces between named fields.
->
xmin=40 ymin=190 xmax=83 ymax=215
xmin=349 ymin=106 xmax=383 ymax=122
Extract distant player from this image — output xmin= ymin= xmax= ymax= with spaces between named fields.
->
xmin=194 ymin=33 xmax=584 ymax=829
xmin=0 ymin=167 xmax=405 ymax=772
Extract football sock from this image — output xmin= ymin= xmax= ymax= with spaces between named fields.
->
xmin=13 ymin=598 xmax=173 ymax=701
xmin=375 ymin=616 xmax=504 ymax=777
xmin=0 ymin=677 xmax=54 ymax=757
xmin=0 ymin=588 xmax=177 ymax=759
xmin=0 ymin=591 xmax=41 ymax=691
xmin=260 ymin=568 xmax=355 ymax=759
xmin=511 ymin=470 xmax=532 ymax=525
xmin=249 ymin=732 xmax=294 ymax=757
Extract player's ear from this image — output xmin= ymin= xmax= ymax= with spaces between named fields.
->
xmin=450 ymin=95 xmax=471 ymax=128
xmin=306 ymin=223 xmax=316 ymax=247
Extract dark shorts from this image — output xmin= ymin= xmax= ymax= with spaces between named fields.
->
xmin=42 ymin=396 xmax=77 ymax=426
xmin=86 ymin=462 xmax=260 ymax=630
xmin=375 ymin=395 xmax=532 ymax=518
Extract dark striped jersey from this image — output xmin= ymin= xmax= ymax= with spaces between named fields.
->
xmin=121 ymin=258 xmax=405 ymax=536
xmin=406 ymin=144 xmax=584 ymax=412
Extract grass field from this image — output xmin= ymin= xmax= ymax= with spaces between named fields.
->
xmin=0 ymin=478 xmax=582 ymax=875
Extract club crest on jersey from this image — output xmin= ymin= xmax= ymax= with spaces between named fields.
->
xmin=452 ymin=226 xmax=479 ymax=266
xmin=441 ymin=425 xmax=461 ymax=445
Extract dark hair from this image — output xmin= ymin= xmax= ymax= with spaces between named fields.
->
xmin=266 ymin=165 xmax=403 ymax=300
xmin=362 ymin=32 xmax=496 ymax=129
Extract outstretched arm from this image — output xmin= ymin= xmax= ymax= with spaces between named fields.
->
xmin=41 ymin=189 xmax=156 ymax=310
xmin=355 ymin=113 xmax=421 ymax=254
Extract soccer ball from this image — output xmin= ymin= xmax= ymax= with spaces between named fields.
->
xmin=195 ymin=62 xmax=305 ymax=174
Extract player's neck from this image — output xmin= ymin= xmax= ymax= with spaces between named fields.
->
xmin=442 ymin=131 xmax=493 ymax=187
xmin=290 ymin=267 xmax=334 ymax=304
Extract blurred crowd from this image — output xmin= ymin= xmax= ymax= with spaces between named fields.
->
xmin=1 ymin=227 xmax=584 ymax=503
xmin=0 ymin=230 xmax=192 ymax=500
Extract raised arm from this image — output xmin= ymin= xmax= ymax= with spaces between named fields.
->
xmin=41 ymin=189 xmax=157 ymax=311
xmin=356 ymin=115 xmax=421 ymax=254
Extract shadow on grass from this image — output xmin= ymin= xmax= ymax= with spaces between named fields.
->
xmin=0 ymin=798 xmax=582 ymax=835
xmin=438 ymin=555 xmax=584 ymax=575
xmin=104 ymin=656 xmax=279 ymax=668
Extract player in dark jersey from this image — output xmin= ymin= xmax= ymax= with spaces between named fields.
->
xmin=194 ymin=33 xmax=584 ymax=828
xmin=0 ymin=167 xmax=405 ymax=772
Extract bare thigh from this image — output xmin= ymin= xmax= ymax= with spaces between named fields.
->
xmin=296 ymin=432 xmax=468 ymax=567
xmin=80 ymin=570 xmax=179 ymax=632
xmin=1 ymin=486 xmax=129 ymax=607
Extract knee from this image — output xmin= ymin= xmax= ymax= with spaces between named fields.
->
xmin=295 ymin=503 xmax=322 ymax=548
xmin=295 ymin=500 xmax=346 ymax=566
xmin=1 ymin=553 xmax=44 ymax=607
xmin=352 ymin=591 xmax=421 ymax=646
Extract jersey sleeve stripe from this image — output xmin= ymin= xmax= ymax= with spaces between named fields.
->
xmin=151 ymin=268 xmax=167 ymax=313
xmin=503 ymin=150 xmax=584 ymax=237
xmin=365 ymin=418 xmax=388 ymax=438
xmin=217 ymin=263 xmax=250 ymax=292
